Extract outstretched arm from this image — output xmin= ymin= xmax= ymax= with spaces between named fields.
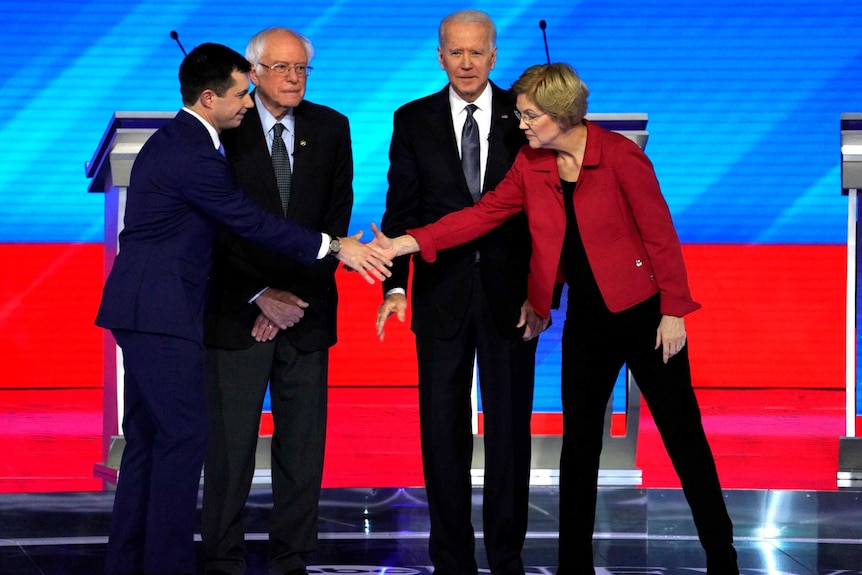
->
xmin=367 ymin=222 xmax=419 ymax=260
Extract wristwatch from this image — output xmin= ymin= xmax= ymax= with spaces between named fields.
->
xmin=328 ymin=237 xmax=342 ymax=256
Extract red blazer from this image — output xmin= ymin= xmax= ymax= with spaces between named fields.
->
xmin=409 ymin=120 xmax=700 ymax=319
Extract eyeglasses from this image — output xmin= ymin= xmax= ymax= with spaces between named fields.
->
xmin=514 ymin=110 xmax=546 ymax=126
xmin=258 ymin=62 xmax=313 ymax=76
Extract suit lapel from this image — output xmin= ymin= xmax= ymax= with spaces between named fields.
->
xmin=486 ymin=82 xmax=519 ymax=192
xmin=428 ymin=87 xmax=475 ymax=203
xmin=235 ymin=103 xmax=283 ymax=214
xmin=531 ymin=150 xmax=566 ymax=212
xmin=291 ymin=102 xmax=312 ymax=210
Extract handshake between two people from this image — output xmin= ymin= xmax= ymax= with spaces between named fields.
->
xmin=336 ymin=223 xmax=419 ymax=284
xmin=253 ymin=225 xmax=419 ymax=344
xmin=360 ymin=223 xmax=550 ymax=343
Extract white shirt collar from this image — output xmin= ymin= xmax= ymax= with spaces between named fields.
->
xmin=255 ymin=92 xmax=295 ymax=135
xmin=182 ymin=106 xmax=221 ymax=150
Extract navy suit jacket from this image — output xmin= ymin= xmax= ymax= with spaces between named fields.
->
xmin=204 ymin=98 xmax=353 ymax=352
xmin=381 ymin=82 xmax=531 ymax=339
xmin=95 ymin=109 xmax=322 ymax=344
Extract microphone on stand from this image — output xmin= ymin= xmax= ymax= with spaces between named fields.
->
xmin=170 ymin=30 xmax=188 ymax=56
xmin=539 ymin=20 xmax=550 ymax=64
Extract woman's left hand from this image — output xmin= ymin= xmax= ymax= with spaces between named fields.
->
xmin=655 ymin=314 xmax=686 ymax=364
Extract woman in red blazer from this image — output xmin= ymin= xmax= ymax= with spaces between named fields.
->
xmin=375 ymin=63 xmax=739 ymax=575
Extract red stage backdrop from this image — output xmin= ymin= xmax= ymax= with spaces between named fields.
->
xmin=0 ymin=242 xmax=847 ymax=492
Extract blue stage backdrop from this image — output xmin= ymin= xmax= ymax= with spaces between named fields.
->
xmin=0 ymin=0 xmax=859 ymax=418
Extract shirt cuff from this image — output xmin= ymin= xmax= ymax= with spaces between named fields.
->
xmin=317 ymin=233 xmax=331 ymax=259
xmin=248 ymin=286 xmax=269 ymax=304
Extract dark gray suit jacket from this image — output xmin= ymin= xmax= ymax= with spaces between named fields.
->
xmin=204 ymin=97 xmax=353 ymax=352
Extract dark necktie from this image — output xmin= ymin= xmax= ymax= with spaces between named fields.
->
xmin=461 ymin=104 xmax=481 ymax=202
xmin=271 ymin=122 xmax=292 ymax=215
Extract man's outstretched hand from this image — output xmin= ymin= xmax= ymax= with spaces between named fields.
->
xmin=335 ymin=230 xmax=393 ymax=284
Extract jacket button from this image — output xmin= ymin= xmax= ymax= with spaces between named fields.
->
xmin=635 ymin=259 xmax=643 ymax=267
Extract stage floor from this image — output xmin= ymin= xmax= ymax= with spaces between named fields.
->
xmin=2 ymin=486 xmax=861 ymax=575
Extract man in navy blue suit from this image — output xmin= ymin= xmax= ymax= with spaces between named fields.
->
xmin=95 ymin=42 xmax=389 ymax=575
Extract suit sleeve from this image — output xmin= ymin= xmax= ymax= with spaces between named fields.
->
xmin=381 ymin=109 xmax=422 ymax=294
xmin=611 ymin=138 xmax=700 ymax=316
xmin=185 ymin=147 xmax=322 ymax=266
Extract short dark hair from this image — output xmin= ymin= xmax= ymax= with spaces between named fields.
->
xmin=178 ymin=42 xmax=251 ymax=106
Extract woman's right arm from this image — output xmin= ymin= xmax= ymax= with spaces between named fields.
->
xmin=404 ymin=151 xmax=529 ymax=262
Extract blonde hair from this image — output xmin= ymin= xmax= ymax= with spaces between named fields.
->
xmin=511 ymin=63 xmax=589 ymax=130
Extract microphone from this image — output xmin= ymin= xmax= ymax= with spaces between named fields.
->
xmin=539 ymin=20 xmax=550 ymax=64
xmin=170 ymin=30 xmax=188 ymax=56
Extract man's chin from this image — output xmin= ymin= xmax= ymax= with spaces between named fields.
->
xmin=452 ymin=81 xmax=482 ymax=101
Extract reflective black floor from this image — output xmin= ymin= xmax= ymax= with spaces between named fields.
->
xmin=2 ymin=487 xmax=861 ymax=575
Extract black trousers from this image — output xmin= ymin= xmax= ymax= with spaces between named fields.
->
xmin=201 ymin=337 xmax=328 ymax=575
xmin=557 ymin=295 xmax=735 ymax=574
xmin=416 ymin=268 xmax=538 ymax=575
